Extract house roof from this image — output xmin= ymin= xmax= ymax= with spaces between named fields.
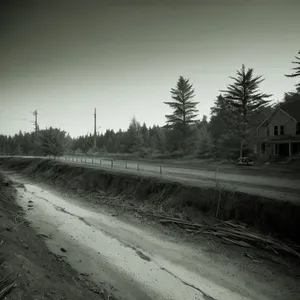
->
xmin=256 ymin=99 xmax=300 ymax=132
xmin=255 ymin=108 xmax=278 ymax=131
xmin=280 ymin=99 xmax=300 ymax=121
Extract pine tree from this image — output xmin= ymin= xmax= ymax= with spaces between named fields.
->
xmin=141 ymin=122 xmax=150 ymax=147
xmin=283 ymin=92 xmax=300 ymax=103
xmin=195 ymin=126 xmax=214 ymax=158
xmin=37 ymin=127 xmax=66 ymax=157
xmin=164 ymin=76 xmax=199 ymax=152
xmin=220 ymin=65 xmax=272 ymax=157
xmin=122 ymin=117 xmax=144 ymax=153
xmin=285 ymin=50 xmax=300 ymax=93
xmin=209 ymin=95 xmax=238 ymax=140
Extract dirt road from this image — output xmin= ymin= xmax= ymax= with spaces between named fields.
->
xmin=60 ymin=156 xmax=300 ymax=202
xmin=5 ymin=156 xmax=300 ymax=202
xmin=6 ymin=173 xmax=299 ymax=300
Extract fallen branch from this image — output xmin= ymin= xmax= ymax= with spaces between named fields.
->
xmin=89 ymin=191 xmax=300 ymax=259
xmin=0 ymin=281 xmax=16 ymax=299
xmin=220 ymin=237 xmax=253 ymax=248
xmin=158 ymin=216 xmax=300 ymax=258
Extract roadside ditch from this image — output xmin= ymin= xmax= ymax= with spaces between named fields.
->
xmin=0 ymin=157 xmax=300 ymax=255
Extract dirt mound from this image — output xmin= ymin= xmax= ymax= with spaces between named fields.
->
xmin=1 ymin=157 xmax=300 ymax=245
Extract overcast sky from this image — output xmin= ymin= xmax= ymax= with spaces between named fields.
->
xmin=0 ymin=0 xmax=299 ymax=137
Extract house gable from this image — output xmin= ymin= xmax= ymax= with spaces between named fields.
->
xmin=280 ymin=96 xmax=300 ymax=121
xmin=257 ymin=108 xmax=296 ymax=138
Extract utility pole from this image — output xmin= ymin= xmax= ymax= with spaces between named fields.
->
xmin=33 ymin=110 xmax=38 ymax=135
xmin=94 ymin=108 xmax=97 ymax=149
xmin=32 ymin=110 xmax=39 ymax=156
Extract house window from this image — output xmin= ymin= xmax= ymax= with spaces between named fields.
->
xmin=274 ymin=126 xmax=278 ymax=136
xmin=267 ymin=127 xmax=269 ymax=136
xmin=274 ymin=144 xmax=278 ymax=155
xmin=296 ymin=122 xmax=300 ymax=135
xmin=261 ymin=143 xmax=266 ymax=154
xmin=280 ymin=125 xmax=284 ymax=135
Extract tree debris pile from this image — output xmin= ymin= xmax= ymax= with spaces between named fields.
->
xmin=159 ymin=216 xmax=300 ymax=259
xmin=85 ymin=190 xmax=300 ymax=260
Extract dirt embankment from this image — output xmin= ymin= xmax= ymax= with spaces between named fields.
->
xmin=1 ymin=157 xmax=300 ymax=246
xmin=0 ymin=171 xmax=116 ymax=300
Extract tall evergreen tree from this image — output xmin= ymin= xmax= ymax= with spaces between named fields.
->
xmin=122 ymin=117 xmax=144 ymax=153
xmin=140 ymin=122 xmax=150 ymax=147
xmin=164 ymin=76 xmax=199 ymax=152
xmin=209 ymin=94 xmax=239 ymax=157
xmin=285 ymin=50 xmax=300 ymax=93
xmin=283 ymin=92 xmax=300 ymax=103
xmin=221 ymin=65 xmax=272 ymax=157
xmin=195 ymin=125 xmax=214 ymax=158
xmin=37 ymin=127 xmax=66 ymax=157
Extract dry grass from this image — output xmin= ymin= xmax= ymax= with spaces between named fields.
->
xmin=213 ymin=163 xmax=236 ymax=219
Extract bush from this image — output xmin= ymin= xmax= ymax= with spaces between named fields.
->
xmin=197 ymin=152 xmax=214 ymax=159
xmin=86 ymin=149 xmax=93 ymax=157
xmin=169 ymin=150 xmax=185 ymax=158
xmin=74 ymin=148 xmax=84 ymax=156
xmin=138 ymin=147 xmax=153 ymax=158
xmin=64 ymin=149 xmax=74 ymax=156
xmin=151 ymin=150 xmax=184 ymax=159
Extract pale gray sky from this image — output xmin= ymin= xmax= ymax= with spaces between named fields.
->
xmin=0 ymin=0 xmax=299 ymax=137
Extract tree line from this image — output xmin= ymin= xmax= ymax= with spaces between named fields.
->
xmin=1 ymin=50 xmax=299 ymax=160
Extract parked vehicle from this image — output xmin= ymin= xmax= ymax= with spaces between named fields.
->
xmin=237 ymin=157 xmax=253 ymax=166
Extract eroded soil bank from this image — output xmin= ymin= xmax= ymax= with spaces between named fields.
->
xmin=0 ymin=173 xmax=116 ymax=300
xmin=0 ymin=157 xmax=300 ymax=245
xmin=1 ymin=157 xmax=300 ymax=300
xmin=2 ymin=173 xmax=300 ymax=300
xmin=0 ymin=158 xmax=300 ymax=242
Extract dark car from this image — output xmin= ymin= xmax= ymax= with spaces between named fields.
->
xmin=237 ymin=157 xmax=253 ymax=166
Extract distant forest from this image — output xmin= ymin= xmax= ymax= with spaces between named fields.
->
xmin=1 ymin=50 xmax=300 ymax=160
